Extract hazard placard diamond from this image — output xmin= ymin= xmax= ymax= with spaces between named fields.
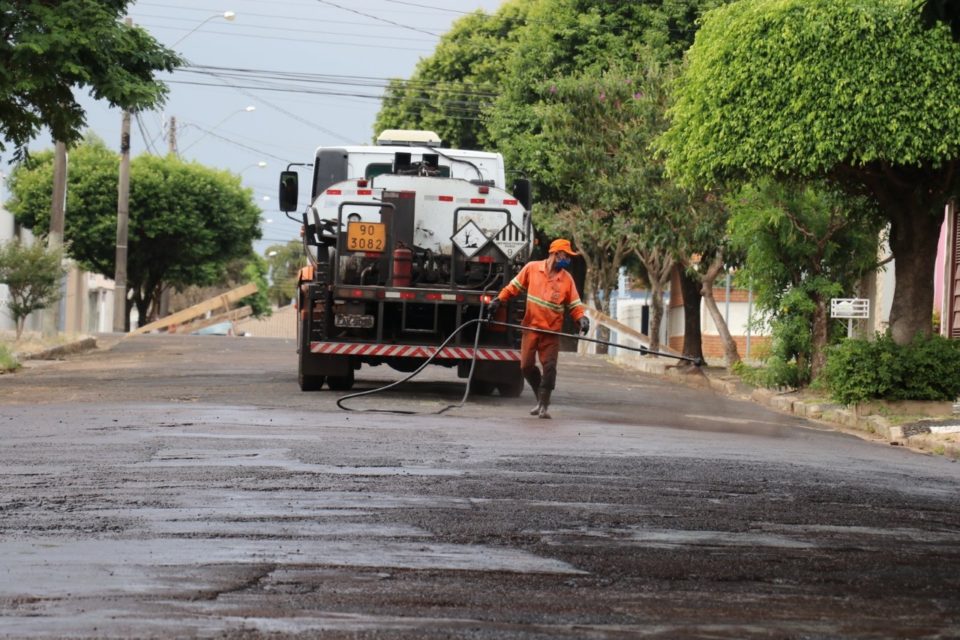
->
xmin=493 ymin=222 xmax=527 ymax=259
xmin=451 ymin=220 xmax=487 ymax=258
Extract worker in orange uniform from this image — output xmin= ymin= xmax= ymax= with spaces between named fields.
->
xmin=485 ymin=238 xmax=589 ymax=419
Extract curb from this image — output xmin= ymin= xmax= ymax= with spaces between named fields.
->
xmin=15 ymin=337 xmax=98 ymax=361
xmin=612 ymin=353 xmax=958 ymax=458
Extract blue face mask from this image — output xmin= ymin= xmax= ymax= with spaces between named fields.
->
xmin=556 ymin=257 xmax=571 ymax=269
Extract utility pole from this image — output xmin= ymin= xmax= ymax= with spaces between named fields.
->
xmin=113 ymin=16 xmax=132 ymax=333
xmin=43 ymin=141 xmax=68 ymax=336
xmin=113 ymin=110 xmax=131 ymax=332
xmin=168 ymin=116 xmax=177 ymax=156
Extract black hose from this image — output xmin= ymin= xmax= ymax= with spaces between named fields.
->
xmin=335 ymin=310 xmax=703 ymax=414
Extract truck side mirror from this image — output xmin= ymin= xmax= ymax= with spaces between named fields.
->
xmin=512 ymin=178 xmax=532 ymax=211
xmin=279 ymin=171 xmax=299 ymax=212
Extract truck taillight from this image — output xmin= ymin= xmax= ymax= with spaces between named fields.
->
xmin=504 ymin=199 xmax=518 ymax=205
xmin=478 ymin=185 xmax=489 ymax=194
xmin=357 ymin=179 xmax=368 ymax=187
xmin=326 ymin=189 xmax=342 ymax=195
xmin=481 ymin=294 xmax=495 ymax=303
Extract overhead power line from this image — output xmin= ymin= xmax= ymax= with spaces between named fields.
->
xmin=136 ymin=25 xmax=432 ymax=52
xmin=167 ymin=79 xmax=488 ymax=121
xmin=381 ymin=0 xmax=469 ymax=14
xmin=181 ymin=64 xmax=501 ymax=99
xmin=313 ymin=0 xmax=440 ymax=37
xmin=135 ymin=13 xmax=436 ymax=43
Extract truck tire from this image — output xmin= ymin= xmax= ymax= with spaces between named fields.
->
xmin=470 ymin=380 xmax=496 ymax=396
xmin=327 ymin=365 xmax=355 ymax=391
xmin=299 ymin=369 xmax=325 ymax=392
xmin=298 ymin=297 xmax=325 ymax=391
xmin=497 ymin=378 xmax=524 ymax=398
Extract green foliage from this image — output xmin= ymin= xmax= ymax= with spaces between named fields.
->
xmin=0 ymin=1 xmax=181 ymax=158
xmin=727 ymin=179 xmax=882 ymax=380
xmin=374 ymin=1 xmax=533 ymax=149
xmin=662 ymin=0 xmax=960 ymax=185
xmin=7 ymin=138 xmax=262 ymax=321
xmin=822 ymin=334 xmax=960 ymax=405
xmin=491 ymin=0 xmax=725 ymax=194
xmin=531 ymin=62 xmax=682 ymax=308
xmin=240 ymin=256 xmax=272 ymax=318
xmin=660 ymin=0 xmax=960 ymax=344
xmin=0 ymin=343 xmax=19 ymax=372
xmin=265 ymin=241 xmax=305 ymax=307
xmin=0 ymin=240 xmax=65 ymax=339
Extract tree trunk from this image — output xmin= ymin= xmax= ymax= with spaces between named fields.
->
xmin=678 ymin=267 xmax=704 ymax=365
xmin=15 ymin=317 xmax=25 ymax=340
xmin=810 ymin=293 xmax=829 ymax=381
xmin=699 ymin=256 xmax=741 ymax=369
xmin=887 ymin=204 xmax=942 ymax=345
xmin=637 ymin=250 xmax=674 ymax=356
xmin=701 ymin=286 xmax=740 ymax=369
xmin=591 ymin=288 xmax=610 ymax=355
xmin=648 ymin=279 xmax=664 ymax=354
xmin=133 ymin=292 xmax=149 ymax=332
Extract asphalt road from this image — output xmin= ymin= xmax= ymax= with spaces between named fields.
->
xmin=1 ymin=334 xmax=959 ymax=639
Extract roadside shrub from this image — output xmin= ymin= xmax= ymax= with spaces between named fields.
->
xmin=821 ymin=334 xmax=960 ymax=405
xmin=0 ymin=343 xmax=19 ymax=373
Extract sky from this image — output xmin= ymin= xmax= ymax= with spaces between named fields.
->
xmin=20 ymin=0 xmax=505 ymax=256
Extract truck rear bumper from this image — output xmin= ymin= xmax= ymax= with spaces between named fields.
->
xmin=309 ymin=341 xmax=520 ymax=361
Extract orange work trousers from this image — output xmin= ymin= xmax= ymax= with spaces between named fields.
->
xmin=519 ymin=330 xmax=559 ymax=392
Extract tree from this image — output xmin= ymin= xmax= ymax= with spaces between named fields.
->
xmin=265 ymin=240 xmax=305 ymax=307
xmin=0 ymin=1 xmax=181 ymax=158
xmin=660 ymin=0 xmax=960 ymax=345
xmin=0 ymin=240 xmax=65 ymax=339
xmin=533 ymin=62 xmax=688 ymax=353
xmin=6 ymin=138 xmax=262 ymax=324
xmin=675 ymin=190 xmax=742 ymax=369
xmin=726 ymin=180 xmax=883 ymax=382
xmin=920 ymin=0 xmax=960 ymax=41
xmin=374 ymin=1 xmax=533 ymax=149
xmin=489 ymin=0 xmax=728 ymax=200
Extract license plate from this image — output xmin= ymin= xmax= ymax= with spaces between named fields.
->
xmin=347 ymin=222 xmax=386 ymax=252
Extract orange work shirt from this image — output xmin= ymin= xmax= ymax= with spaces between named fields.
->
xmin=497 ymin=260 xmax=585 ymax=331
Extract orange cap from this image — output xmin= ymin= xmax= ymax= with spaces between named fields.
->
xmin=548 ymin=238 xmax=578 ymax=256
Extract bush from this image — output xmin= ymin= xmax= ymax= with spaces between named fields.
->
xmin=0 ymin=343 xmax=19 ymax=373
xmin=821 ymin=334 xmax=960 ymax=405
xmin=733 ymin=357 xmax=805 ymax=390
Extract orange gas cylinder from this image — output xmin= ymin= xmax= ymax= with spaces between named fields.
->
xmin=392 ymin=247 xmax=412 ymax=287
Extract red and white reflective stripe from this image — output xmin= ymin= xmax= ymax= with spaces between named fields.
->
xmin=310 ymin=342 xmax=520 ymax=360
xmin=324 ymin=188 xmax=380 ymax=197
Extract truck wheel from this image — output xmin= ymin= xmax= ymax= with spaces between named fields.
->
xmin=471 ymin=380 xmax=496 ymax=396
xmin=299 ymin=370 xmax=325 ymax=391
xmin=497 ymin=378 xmax=524 ymax=398
xmin=327 ymin=366 xmax=355 ymax=391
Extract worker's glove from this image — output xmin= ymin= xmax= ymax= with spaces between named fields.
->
xmin=484 ymin=298 xmax=501 ymax=320
xmin=578 ymin=316 xmax=590 ymax=336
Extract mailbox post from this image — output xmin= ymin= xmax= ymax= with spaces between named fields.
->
xmin=830 ymin=298 xmax=870 ymax=338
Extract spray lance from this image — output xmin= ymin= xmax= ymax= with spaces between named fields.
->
xmin=335 ymin=312 xmax=703 ymax=414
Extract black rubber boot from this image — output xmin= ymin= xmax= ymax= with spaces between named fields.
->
xmin=524 ymin=369 xmax=542 ymax=416
xmin=537 ymin=389 xmax=552 ymax=420
xmin=529 ymin=388 xmax=542 ymax=416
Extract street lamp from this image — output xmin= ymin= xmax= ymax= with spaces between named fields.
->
xmin=238 ymin=161 xmax=268 ymax=175
xmin=172 ymin=11 xmax=236 ymax=47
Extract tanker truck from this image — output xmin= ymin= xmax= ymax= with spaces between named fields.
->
xmin=278 ymin=130 xmax=533 ymax=394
